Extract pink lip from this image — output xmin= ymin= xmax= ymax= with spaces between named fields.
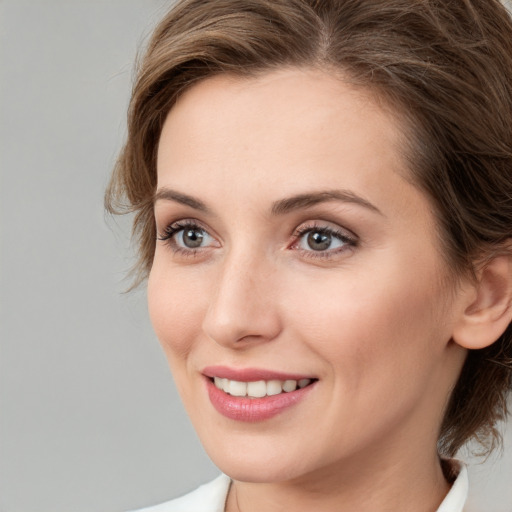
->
xmin=202 ymin=367 xmax=317 ymax=422
xmin=202 ymin=365 xmax=315 ymax=382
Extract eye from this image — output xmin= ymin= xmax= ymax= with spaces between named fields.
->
xmin=301 ymin=230 xmax=342 ymax=251
xmin=176 ymin=226 xmax=211 ymax=248
xmin=291 ymin=223 xmax=357 ymax=257
xmin=157 ymin=220 xmax=218 ymax=252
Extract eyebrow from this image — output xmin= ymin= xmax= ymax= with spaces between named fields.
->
xmin=270 ymin=190 xmax=383 ymax=216
xmin=153 ymin=187 xmax=383 ymax=216
xmin=153 ymin=188 xmax=210 ymax=213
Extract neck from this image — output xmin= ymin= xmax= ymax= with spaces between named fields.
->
xmin=225 ymin=444 xmax=451 ymax=512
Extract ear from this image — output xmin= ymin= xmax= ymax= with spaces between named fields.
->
xmin=452 ymin=254 xmax=512 ymax=350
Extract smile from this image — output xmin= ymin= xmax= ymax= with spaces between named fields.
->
xmin=213 ymin=377 xmax=313 ymax=398
xmin=203 ymin=367 xmax=317 ymax=422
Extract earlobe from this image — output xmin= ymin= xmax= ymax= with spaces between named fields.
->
xmin=452 ymin=255 xmax=512 ymax=350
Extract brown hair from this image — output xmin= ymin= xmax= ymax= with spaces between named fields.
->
xmin=106 ymin=0 xmax=512 ymax=457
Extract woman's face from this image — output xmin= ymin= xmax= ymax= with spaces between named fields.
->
xmin=148 ymin=68 xmax=467 ymax=483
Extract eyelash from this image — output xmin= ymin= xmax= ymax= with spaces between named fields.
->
xmin=157 ymin=219 xmax=358 ymax=260
xmin=157 ymin=220 xmax=213 ymax=258
xmin=290 ymin=222 xmax=357 ymax=259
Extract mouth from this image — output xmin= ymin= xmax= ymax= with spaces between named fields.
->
xmin=210 ymin=376 xmax=314 ymax=398
xmin=202 ymin=366 xmax=318 ymax=422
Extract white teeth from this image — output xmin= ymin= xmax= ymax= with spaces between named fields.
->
xmin=214 ymin=376 xmax=231 ymax=394
xmin=282 ymin=379 xmax=297 ymax=392
xmin=229 ymin=380 xmax=247 ymax=397
xmin=266 ymin=380 xmax=282 ymax=396
xmin=212 ymin=377 xmax=314 ymax=397
xmin=247 ymin=380 xmax=267 ymax=398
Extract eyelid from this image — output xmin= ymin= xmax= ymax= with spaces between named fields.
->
xmin=292 ymin=221 xmax=357 ymax=243
xmin=157 ymin=218 xmax=221 ymax=254
xmin=289 ymin=220 xmax=358 ymax=258
xmin=157 ymin=218 xmax=210 ymax=240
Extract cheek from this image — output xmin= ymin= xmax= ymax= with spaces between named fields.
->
xmin=285 ymin=261 xmax=448 ymax=383
xmin=147 ymin=261 xmax=209 ymax=363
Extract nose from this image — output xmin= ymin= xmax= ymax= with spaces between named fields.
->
xmin=201 ymin=250 xmax=282 ymax=348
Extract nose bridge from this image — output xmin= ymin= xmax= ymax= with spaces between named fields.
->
xmin=202 ymin=245 xmax=281 ymax=347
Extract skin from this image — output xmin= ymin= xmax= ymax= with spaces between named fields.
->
xmin=148 ymin=68 xmax=471 ymax=512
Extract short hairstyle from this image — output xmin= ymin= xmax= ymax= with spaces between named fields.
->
xmin=106 ymin=0 xmax=512 ymax=457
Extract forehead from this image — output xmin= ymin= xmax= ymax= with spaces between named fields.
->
xmin=155 ymin=67 xmax=435 ymax=240
xmin=157 ymin=67 xmax=407 ymax=182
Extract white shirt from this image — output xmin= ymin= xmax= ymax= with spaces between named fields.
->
xmin=132 ymin=463 xmax=468 ymax=512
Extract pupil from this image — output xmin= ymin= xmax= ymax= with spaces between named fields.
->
xmin=307 ymin=231 xmax=331 ymax=251
xmin=183 ymin=229 xmax=204 ymax=248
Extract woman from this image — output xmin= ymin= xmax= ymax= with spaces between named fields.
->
xmin=106 ymin=0 xmax=512 ymax=510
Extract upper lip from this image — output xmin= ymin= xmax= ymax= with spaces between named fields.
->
xmin=202 ymin=365 xmax=316 ymax=382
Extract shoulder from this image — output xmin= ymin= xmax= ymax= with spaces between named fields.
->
xmin=128 ymin=474 xmax=231 ymax=512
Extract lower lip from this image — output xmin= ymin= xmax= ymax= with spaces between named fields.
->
xmin=205 ymin=378 xmax=316 ymax=422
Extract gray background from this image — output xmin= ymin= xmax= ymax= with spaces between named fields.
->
xmin=0 ymin=1 xmax=511 ymax=511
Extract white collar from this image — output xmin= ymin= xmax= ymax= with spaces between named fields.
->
xmin=436 ymin=461 xmax=468 ymax=512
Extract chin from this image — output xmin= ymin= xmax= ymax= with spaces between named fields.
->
xmin=211 ymin=453 xmax=310 ymax=484
xmin=197 ymin=425 xmax=321 ymax=484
